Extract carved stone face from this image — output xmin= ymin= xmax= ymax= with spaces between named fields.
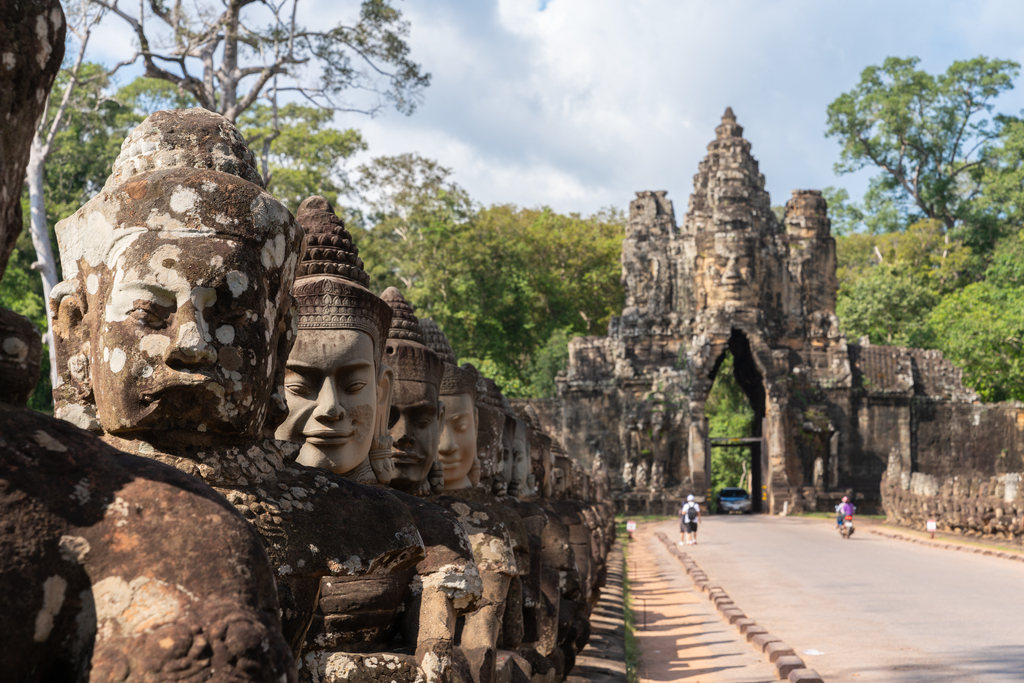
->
xmin=696 ymin=235 xmax=758 ymax=308
xmin=511 ymin=419 xmax=532 ymax=496
xmin=438 ymin=392 xmax=478 ymax=489
xmin=276 ymin=328 xmax=384 ymax=474
xmin=388 ymin=379 xmax=444 ymax=489
xmin=85 ymin=232 xmax=275 ymax=437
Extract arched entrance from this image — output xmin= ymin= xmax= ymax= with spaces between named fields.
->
xmin=689 ymin=329 xmax=773 ymax=512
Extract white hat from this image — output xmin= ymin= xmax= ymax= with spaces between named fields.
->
xmin=687 ymin=494 xmax=695 ymax=502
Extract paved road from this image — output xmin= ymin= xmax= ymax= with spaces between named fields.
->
xmin=630 ymin=526 xmax=779 ymax=682
xmin=656 ymin=516 xmax=1024 ymax=682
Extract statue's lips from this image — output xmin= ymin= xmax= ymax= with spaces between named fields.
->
xmin=438 ymin=452 xmax=460 ymax=467
xmin=390 ymin=449 xmax=423 ymax=464
xmin=303 ymin=430 xmax=355 ymax=445
xmin=141 ymin=371 xmax=220 ymax=401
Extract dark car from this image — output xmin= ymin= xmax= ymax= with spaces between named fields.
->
xmin=716 ymin=487 xmax=752 ymax=514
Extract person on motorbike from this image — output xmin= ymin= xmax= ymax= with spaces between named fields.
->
xmin=836 ymin=496 xmax=855 ymax=527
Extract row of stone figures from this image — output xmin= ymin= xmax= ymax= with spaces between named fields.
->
xmin=0 ymin=107 xmax=614 ymax=682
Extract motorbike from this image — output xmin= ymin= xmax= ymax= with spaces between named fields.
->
xmin=839 ymin=515 xmax=855 ymax=539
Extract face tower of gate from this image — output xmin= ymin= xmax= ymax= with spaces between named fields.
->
xmin=558 ymin=108 xmax=852 ymax=514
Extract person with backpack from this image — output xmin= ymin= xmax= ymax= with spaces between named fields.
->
xmin=680 ymin=494 xmax=702 ymax=545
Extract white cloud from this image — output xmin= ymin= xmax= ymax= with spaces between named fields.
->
xmin=89 ymin=0 xmax=1024 ymax=216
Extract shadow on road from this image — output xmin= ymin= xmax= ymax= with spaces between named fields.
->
xmin=846 ymin=645 xmax=1024 ymax=682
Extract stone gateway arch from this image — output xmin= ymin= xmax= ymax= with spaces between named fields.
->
xmin=550 ymin=109 xmax=989 ymax=516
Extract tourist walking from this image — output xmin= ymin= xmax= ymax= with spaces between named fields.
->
xmin=680 ymin=494 xmax=702 ymax=545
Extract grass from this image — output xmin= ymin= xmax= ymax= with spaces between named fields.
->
xmin=619 ymin=527 xmax=642 ymax=683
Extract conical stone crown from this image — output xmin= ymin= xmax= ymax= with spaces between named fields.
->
xmin=419 ymin=318 xmax=476 ymax=398
xmin=381 ymin=288 xmax=443 ymax=387
xmin=419 ymin=319 xmax=458 ymax=366
xmin=381 ymin=287 xmax=425 ymax=344
xmin=292 ymin=196 xmax=391 ymax=361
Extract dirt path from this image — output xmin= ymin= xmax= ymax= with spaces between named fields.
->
xmin=628 ymin=522 xmax=778 ymax=683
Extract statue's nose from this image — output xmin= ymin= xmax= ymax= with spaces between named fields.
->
xmin=313 ymin=377 xmax=345 ymax=422
xmin=438 ymin=425 xmax=456 ymax=454
xmin=722 ymin=257 xmax=742 ymax=282
xmin=165 ymin=305 xmax=217 ymax=367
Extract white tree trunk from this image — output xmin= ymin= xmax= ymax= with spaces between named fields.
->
xmin=26 ymin=137 xmax=59 ymax=389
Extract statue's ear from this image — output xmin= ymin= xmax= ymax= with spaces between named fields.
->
xmin=376 ymin=362 xmax=394 ymax=421
xmin=265 ymin=297 xmax=298 ymax=435
xmin=473 ymin=404 xmax=479 ymax=429
xmin=51 ymin=280 xmax=97 ymax=428
xmin=436 ymin=398 xmax=446 ymax=428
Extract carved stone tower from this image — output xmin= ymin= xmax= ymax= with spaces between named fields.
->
xmin=559 ymin=108 xmax=851 ymax=514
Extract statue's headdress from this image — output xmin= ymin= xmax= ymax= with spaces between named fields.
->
xmin=55 ymin=108 xmax=300 ymax=283
xmin=381 ymin=287 xmax=444 ymax=388
xmin=292 ymin=196 xmax=392 ymax=364
xmin=420 ymin=318 xmax=477 ymax=400
xmin=104 ymin=108 xmax=265 ymax=190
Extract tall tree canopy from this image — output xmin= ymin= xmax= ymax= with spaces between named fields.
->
xmin=352 ymin=154 xmax=625 ymax=397
xmin=826 ymin=55 xmax=1019 ymax=249
xmin=827 ymin=55 xmax=1024 ymax=401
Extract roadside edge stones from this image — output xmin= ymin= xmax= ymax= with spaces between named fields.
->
xmin=868 ymin=527 xmax=1024 ymax=563
xmin=654 ymin=532 xmax=825 ymax=683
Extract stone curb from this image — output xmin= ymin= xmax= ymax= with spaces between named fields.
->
xmin=869 ymin=527 xmax=1024 ymax=563
xmin=654 ymin=532 xmax=825 ymax=682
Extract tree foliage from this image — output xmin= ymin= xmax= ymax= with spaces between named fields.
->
xmin=926 ymin=235 xmax=1024 ymax=402
xmin=352 ymin=154 xmax=625 ymax=397
xmin=826 ymin=55 xmax=1019 ymax=249
xmin=827 ymin=55 xmax=1024 ymax=401
xmin=239 ymin=103 xmax=366 ymax=212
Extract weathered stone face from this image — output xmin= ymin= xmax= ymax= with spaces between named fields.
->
xmin=379 ymin=287 xmax=445 ymax=494
xmin=695 ymin=233 xmax=761 ymax=309
xmin=439 ymin=392 xmax=479 ymax=489
xmin=389 ymin=379 xmax=444 ymax=489
xmin=53 ymin=167 xmax=300 ymax=439
xmin=276 ymin=328 xmax=382 ymax=474
xmin=499 ymin=417 xmax=515 ymax=496
xmin=93 ymin=234 xmax=273 ymax=435
xmin=512 ymin=418 xmax=534 ymax=497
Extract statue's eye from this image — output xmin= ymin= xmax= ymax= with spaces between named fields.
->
xmin=345 ymin=381 xmax=367 ymax=394
xmin=285 ymin=381 xmax=313 ymax=397
xmin=129 ymin=307 xmax=166 ymax=328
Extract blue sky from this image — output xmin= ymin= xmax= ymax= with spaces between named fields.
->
xmin=89 ymin=0 xmax=1024 ymax=217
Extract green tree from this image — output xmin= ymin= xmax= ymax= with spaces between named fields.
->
xmin=835 ymin=219 xmax=974 ymax=345
xmin=353 ymin=154 xmax=625 ymax=396
xmin=927 ymin=234 xmax=1024 ymax=401
xmin=92 ymin=0 xmax=429 ymax=122
xmin=837 ymin=265 xmax=938 ymax=346
xmin=826 ymin=56 xmax=1019 ymax=249
xmin=974 ymin=115 xmax=1024 ymax=230
xmin=821 ymin=186 xmax=864 ymax=236
xmin=706 ymin=354 xmax=755 ymax=509
xmin=239 ymin=104 xmax=366 ymax=213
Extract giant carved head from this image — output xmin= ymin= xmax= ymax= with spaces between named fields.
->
xmin=274 ymin=196 xmax=394 ymax=481
xmin=420 ymin=318 xmax=479 ymax=491
xmin=380 ymin=287 xmax=445 ymax=494
xmin=51 ymin=109 xmax=302 ymax=443
xmin=694 ymin=232 xmax=762 ymax=309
